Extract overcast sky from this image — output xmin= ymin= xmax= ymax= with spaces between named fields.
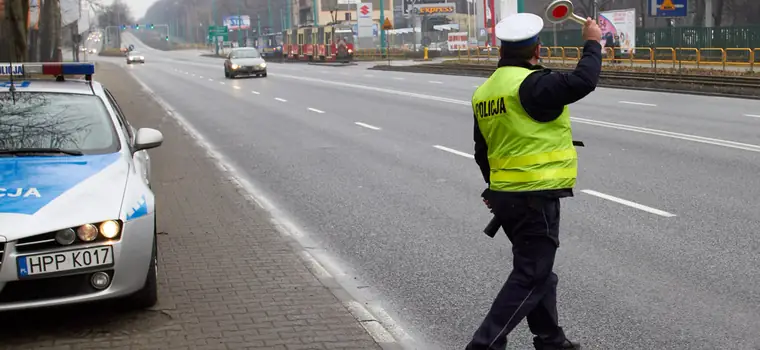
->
xmin=103 ymin=0 xmax=156 ymax=19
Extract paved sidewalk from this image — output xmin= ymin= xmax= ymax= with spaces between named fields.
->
xmin=0 ymin=62 xmax=387 ymax=350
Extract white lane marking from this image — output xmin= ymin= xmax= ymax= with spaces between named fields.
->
xmin=199 ymin=75 xmax=204 ymax=79
xmin=393 ymin=77 xmax=405 ymax=80
xmin=619 ymin=101 xmax=657 ymax=107
xmin=233 ymin=86 xmax=241 ymax=90
xmin=473 ymin=85 xmax=479 ymax=88
xmin=191 ymin=73 xmax=196 ymax=76
xmin=581 ymin=189 xmax=676 ymax=217
xmin=433 ymin=145 xmax=474 ymax=159
xmin=251 ymin=90 xmax=260 ymax=94
xmin=363 ymin=74 xmax=374 ymax=77
xmin=264 ymin=73 xmax=760 ymax=153
xmin=308 ymin=107 xmax=325 ymax=113
xmin=572 ymin=117 xmax=760 ymax=153
xmin=429 ymin=80 xmax=443 ymax=84
xmin=184 ymin=72 xmax=188 ymax=75
xmin=275 ymin=97 xmax=287 ymax=102
xmin=128 ymin=72 xmax=410 ymax=348
xmin=219 ymin=82 xmax=225 ymax=85
xmin=208 ymin=78 xmax=213 ymax=81
xmin=745 ymin=114 xmax=760 ymax=118
xmin=355 ymin=122 xmax=381 ymax=130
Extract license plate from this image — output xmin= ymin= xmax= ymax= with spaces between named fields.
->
xmin=17 ymin=246 xmax=114 ymax=278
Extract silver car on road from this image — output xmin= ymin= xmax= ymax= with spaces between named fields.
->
xmin=224 ymin=47 xmax=267 ymax=79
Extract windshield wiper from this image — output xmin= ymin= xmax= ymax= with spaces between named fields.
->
xmin=0 ymin=148 xmax=84 ymax=156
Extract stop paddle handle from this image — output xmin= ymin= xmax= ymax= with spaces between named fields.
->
xmin=545 ymin=0 xmax=587 ymax=25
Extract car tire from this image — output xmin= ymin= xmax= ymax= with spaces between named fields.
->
xmin=262 ymin=72 xmax=267 ymax=77
xmin=126 ymin=226 xmax=158 ymax=309
xmin=224 ymin=69 xmax=229 ymax=78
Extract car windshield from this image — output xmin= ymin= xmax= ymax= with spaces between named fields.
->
xmin=231 ymin=49 xmax=260 ymax=58
xmin=0 ymin=92 xmax=119 ymax=154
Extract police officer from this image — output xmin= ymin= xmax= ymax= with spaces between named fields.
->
xmin=466 ymin=12 xmax=603 ymax=350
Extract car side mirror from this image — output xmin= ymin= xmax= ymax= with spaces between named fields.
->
xmin=134 ymin=128 xmax=164 ymax=151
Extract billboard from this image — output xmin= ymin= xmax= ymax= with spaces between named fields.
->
xmin=224 ymin=15 xmax=252 ymax=30
xmin=357 ymin=2 xmax=373 ymax=39
xmin=447 ymin=32 xmax=468 ymax=51
xmin=599 ymin=8 xmax=636 ymax=55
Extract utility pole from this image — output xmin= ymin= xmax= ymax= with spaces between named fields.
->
xmin=237 ymin=0 xmax=242 ymax=47
xmin=286 ymin=0 xmax=292 ymax=29
xmin=257 ymin=13 xmax=261 ymax=47
xmin=312 ymin=0 xmax=318 ymax=25
xmin=517 ymin=0 xmax=523 ymax=13
xmin=379 ymin=0 xmax=385 ymax=56
xmin=267 ymin=0 xmax=273 ymax=32
xmin=212 ymin=0 xmax=219 ymax=54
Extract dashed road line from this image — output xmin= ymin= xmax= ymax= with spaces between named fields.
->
xmin=220 ymin=82 xmax=225 ymax=85
xmin=363 ymin=74 xmax=374 ymax=77
xmin=355 ymin=122 xmax=381 ymax=130
xmin=393 ymin=77 xmax=405 ymax=80
xmin=208 ymin=78 xmax=214 ymax=81
xmin=581 ymin=189 xmax=676 ymax=217
xmin=308 ymin=108 xmax=325 ymax=113
xmin=745 ymin=114 xmax=760 ymax=118
xmin=275 ymin=97 xmax=287 ymax=102
xmin=233 ymin=86 xmax=241 ymax=90
xmin=619 ymin=101 xmax=657 ymax=107
xmin=199 ymin=75 xmax=204 ymax=79
xmin=251 ymin=90 xmax=260 ymax=94
xmin=429 ymin=81 xmax=443 ymax=84
xmin=433 ymin=145 xmax=474 ymax=158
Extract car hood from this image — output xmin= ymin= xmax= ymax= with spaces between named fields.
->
xmin=232 ymin=58 xmax=265 ymax=66
xmin=0 ymin=153 xmax=128 ymax=240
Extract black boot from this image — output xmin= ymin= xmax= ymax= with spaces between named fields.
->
xmin=534 ymin=338 xmax=581 ymax=350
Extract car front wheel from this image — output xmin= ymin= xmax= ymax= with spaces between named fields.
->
xmin=126 ymin=222 xmax=158 ymax=309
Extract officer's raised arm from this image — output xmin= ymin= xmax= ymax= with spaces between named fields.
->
xmin=521 ymin=18 xmax=603 ymax=113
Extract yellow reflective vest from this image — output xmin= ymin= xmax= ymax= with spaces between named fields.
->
xmin=472 ymin=66 xmax=577 ymax=192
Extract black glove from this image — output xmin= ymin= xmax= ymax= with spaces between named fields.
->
xmin=481 ymin=188 xmax=493 ymax=211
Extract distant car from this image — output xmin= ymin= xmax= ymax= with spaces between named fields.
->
xmin=224 ymin=47 xmax=267 ymax=79
xmin=89 ymin=48 xmax=97 ymax=54
xmin=0 ymin=62 xmax=163 ymax=312
xmin=126 ymin=51 xmax=145 ymax=64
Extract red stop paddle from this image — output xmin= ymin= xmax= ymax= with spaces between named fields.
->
xmin=545 ymin=0 xmax=587 ymax=25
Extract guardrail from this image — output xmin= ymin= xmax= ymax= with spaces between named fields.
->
xmin=457 ymin=46 xmax=759 ymax=71
xmin=353 ymin=46 xmax=759 ymax=71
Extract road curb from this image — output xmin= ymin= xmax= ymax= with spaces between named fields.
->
xmin=110 ymin=61 xmax=418 ymax=350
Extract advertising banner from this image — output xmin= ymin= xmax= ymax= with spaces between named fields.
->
xmin=599 ymin=8 xmax=636 ymax=54
xmin=447 ymin=32 xmax=468 ymax=51
xmin=224 ymin=15 xmax=252 ymax=30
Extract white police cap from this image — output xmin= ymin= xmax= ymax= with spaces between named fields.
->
xmin=495 ymin=13 xmax=544 ymax=47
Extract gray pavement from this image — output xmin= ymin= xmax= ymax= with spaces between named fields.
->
xmin=89 ymin=33 xmax=760 ymax=350
xmin=0 ymin=61 xmax=393 ymax=350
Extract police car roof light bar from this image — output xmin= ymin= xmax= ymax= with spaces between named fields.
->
xmin=21 ymin=62 xmax=96 ymax=81
xmin=545 ymin=0 xmax=587 ymax=25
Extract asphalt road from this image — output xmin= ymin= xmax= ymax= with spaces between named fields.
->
xmin=98 ymin=34 xmax=760 ymax=350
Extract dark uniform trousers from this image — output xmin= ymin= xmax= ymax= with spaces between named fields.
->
xmin=467 ymin=194 xmax=567 ymax=350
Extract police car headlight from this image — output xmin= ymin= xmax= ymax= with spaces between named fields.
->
xmin=55 ymin=228 xmax=77 ymax=245
xmin=99 ymin=220 xmax=121 ymax=239
xmin=77 ymin=224 xmax=99 ymax=242
xmin=231 ymin=64 xmax=240 ymax=70
xmin=259 ymin=62 xmax=267 ymax=68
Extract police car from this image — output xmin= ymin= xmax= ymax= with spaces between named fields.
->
xmin=0 ymin=62 xmax=163 ymax=311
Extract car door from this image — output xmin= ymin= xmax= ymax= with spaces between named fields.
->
xmin=104 ymin=89 xmax=152 ymax=187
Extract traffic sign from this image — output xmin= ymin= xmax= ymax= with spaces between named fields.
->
xmin=648 ymin=0 xmax=686 ymax=17
xmin=382 ymin=17 xmax=393 ymax=30
xmin=208 ymin=25 xmax=228 ymax=35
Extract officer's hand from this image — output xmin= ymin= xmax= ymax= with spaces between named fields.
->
xmin=582 ymin=17 xmax=602 ymax=42
xmin=481 ymin=188 xmax=492 ymax=210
